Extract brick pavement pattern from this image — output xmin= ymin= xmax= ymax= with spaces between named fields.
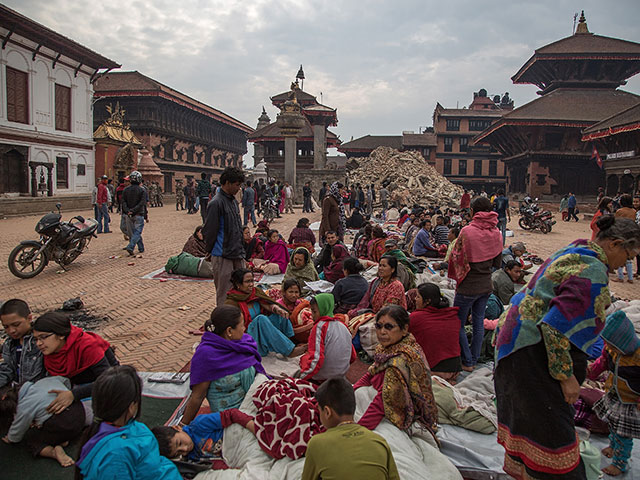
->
xmin=1 ymin=205 xmax=637 ymax=371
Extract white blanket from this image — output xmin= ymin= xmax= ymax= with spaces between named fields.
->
xmin=195 ymin=375 xmax=462 ymax=480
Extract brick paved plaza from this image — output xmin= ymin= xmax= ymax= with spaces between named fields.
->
xmin=0 ymin=205 xmax=637 ymax=372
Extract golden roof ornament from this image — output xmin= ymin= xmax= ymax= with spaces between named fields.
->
xmin=575 ymin=11 xmax=590 ymax=35
xmin=94 ymin=102 xmax=142 ymax=146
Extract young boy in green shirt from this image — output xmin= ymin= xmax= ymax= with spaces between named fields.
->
xmin=301 ymin=377 xmax=400 ymax=480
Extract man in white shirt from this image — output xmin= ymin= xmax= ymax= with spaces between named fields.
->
xmin=284 ymin=182 xmax=294 ymax=214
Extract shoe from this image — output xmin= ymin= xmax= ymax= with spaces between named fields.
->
xmin=126 ymin=249 xmax=134 ymax=256
xmin=139 ymin=250 xmax=145 ymax=254
xmin=628 ymin=279 xmax=634 ymax=284
xmin=611 ymin=278 xmax=624 ymax=283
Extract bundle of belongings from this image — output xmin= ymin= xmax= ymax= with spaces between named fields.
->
xmin=165 ymin=252 xmax=213 ymax=278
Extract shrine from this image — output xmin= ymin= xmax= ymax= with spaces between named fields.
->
xmin=475 ymin=12 xmax=640 ymax=198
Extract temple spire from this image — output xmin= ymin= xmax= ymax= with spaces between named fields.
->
xmin=296 ymin=64 xmax=305 ymax=90
xmin=575 ymin=10 xmax=590 ymax=35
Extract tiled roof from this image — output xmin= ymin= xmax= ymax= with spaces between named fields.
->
xmin=402 ymin=133 xmax=437 ymax=146
xmin=93 ymin=71 xmax=253 ymax=133
xmin=248 ymin=117 xmax=339 ymax=142
xmin=582 ymin=102 xmax=640 ymax=140
xmin=337 ymin=135 xmax=403 ymax=151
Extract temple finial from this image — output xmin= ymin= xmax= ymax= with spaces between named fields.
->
xmin=575 ymin=10 xmax=590 ymax=34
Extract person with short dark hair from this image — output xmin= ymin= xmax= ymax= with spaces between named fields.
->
xmin=302 ymin=181 xmax=313 ymax=213
xmin=332 ymin=257 xmax=369 ymax=313
xmin=0 ymin=299 xmax=46 ymax=389
xmin=301 ymin=377 xmax=400 ymax=480
xmin=122 ymin=170 xmax=146 ymax=255
xmin=288 ymin=217 xmax=316 ymax=253
xmin=202 ymin=167 xmax=247 ymax=306
xmin=315 ymin=231 xmax=343 ymax=271
xmin=320 ymin=182 xmax=346 ymax=243
xmin=349 ymin=256 xmax=407 ymax=317
xmin=412 ymin=219 xmax=439 ymax=258
xmin=241 ymin=180 xmax=257 ymax=227
xmin=493 ymin=189 xmax=510 ymax=246
xmin=491 ymin=260 xmax=522 ymax=304
xmin=566 ymin=191 xmax=579 ymax=222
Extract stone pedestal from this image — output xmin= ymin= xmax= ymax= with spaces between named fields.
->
xmin=313 ymin=123 xmax=327 ymax=169
xmin=284 ymin=136 xmax=297 ymax=188
xmin=275 ymin=99 xmax=305 ymax=192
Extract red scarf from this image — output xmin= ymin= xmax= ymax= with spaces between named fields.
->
xmin=44 ymin=326 xmax=110 ymax=378
xmin=225 ymin=287 xmax=278 ymax=328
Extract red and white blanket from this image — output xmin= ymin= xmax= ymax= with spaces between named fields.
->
xmin=252 ymin=378 xmax=325 ymax=459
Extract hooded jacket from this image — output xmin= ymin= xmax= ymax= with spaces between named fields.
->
xmin=202 ymin=189 xmax=245 ymax=259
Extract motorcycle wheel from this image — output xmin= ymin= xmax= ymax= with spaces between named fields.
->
xmin=539 ymin=222 xmax=551 ymax=234
xmin=8 ymin=241 xmax=48 ymax=279
xmin=518 ymin=218 xmax=531 ymax=230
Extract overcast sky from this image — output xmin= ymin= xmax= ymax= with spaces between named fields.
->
xmin=9 ymin=0 xmax=640 ymax=164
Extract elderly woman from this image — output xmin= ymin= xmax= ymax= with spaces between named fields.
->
xmin=323 ymin=244 xmax=350 ymax=284
xmin=288 ymin=217 xmax=316 ymax=253
xmin=283 ymin=247 xmax=318 ymax=295
xmin=181 ymin=305 xmax=267 ymax=424
xmin=349 ymin=255 xmax=407 ymax=318
xmin=225 ymin=268 xmax=307 ymax=358
xmin=494 ymin=215 xmax=640 ymax=479
xmin=254 ymin=229 xmax=289 ymax=275
xmin=354 ymin=305 xmax=438 ymax=439
xmin=367 ymin=226 xmax=388 ymax=263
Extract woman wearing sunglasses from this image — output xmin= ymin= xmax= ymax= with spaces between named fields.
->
xmin=353 ymin=305 xmax=438 ymax=442
xmin=494 ymin=215 xmax=640 ymax=480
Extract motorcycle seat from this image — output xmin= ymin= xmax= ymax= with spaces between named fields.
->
xmin=72 ymin=218 xmax=99 ymax=235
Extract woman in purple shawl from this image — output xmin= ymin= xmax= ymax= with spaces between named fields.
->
xmin=181 ymin=305 xmax=266 ymax=425
xmin=255 ymin=229 xmax=290 ymax=275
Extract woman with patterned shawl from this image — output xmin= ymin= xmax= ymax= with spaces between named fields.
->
xmin=283 ymin=247 xmax=319 ymax=295
xmin=323 ymin=244 xmax=350 ymax=284
xmin=494 ymin=215 xmax=640 ymax=480
xmin=367 ymin=225 xmax=388 ymax=263
xmin=354 ymin=305 xmax=438 ymax=441
xmin=225 ymin=268 xmax=307 ymax=358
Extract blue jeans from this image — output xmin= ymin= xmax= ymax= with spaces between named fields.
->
xmin=455 ymin=292 xmax=490 ymax=367
xmin=244 ymin=207 xmax=256 ymax=226
xmin=497 ymin=217 xmax=507 ymax=246
xmin=96 ymin=203 xmax=110 ymax=233
xmin=126 ymin=215 xmax=145 ymax=253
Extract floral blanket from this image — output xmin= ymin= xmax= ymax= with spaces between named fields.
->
xmin=252 ymin=378 xmax=325 ymax=460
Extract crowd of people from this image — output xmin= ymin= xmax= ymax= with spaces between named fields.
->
xmin=3 ymin=165 xmax=640 ymax=479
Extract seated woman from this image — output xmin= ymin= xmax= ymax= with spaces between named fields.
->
xmin=283 ymin=247 xmax=319 ymax=295
xmin=182 ymin=225 xmax=209 ymax=258
xmin=409 ymin=283 xmax=461 ymax=383
xmin=177 ymin=225 xmax=213 ymax=277
xmin=352 ymin=224 xmax=373 ymax=259
xmin=349 ymin=255 xmax=407 ymax=318
xmin=299 ymin=294 xmax=355 ymax=383
xmin=181 ymin=305 xmax=267 ymax=424
xmin=323 ymin=244 xmax=350 ymax=284
xmin=367 ymin=226 xmax=388 ymax=263
xmin=354 ymin=305 xmax=438 ymax=437
xmin=225 ymin=268 xmax=307 ymax=358
xmin=404 ymin=217 xmax=421 ymax=252
xmin=332 ymin=257 xmax=369 ymax=314
xmin=77 ymin=365 xmax=181 ymax=480
xmin=288 ymin=218 xmax=316 ymax=254
xmin=243 ymin=226 xmax=264 ymax=263
xmin=346 ymin=207 xmax=365 ymax=230
xmin=254 ymin=229 xmax=289 ymax=275
xmin=275 ymin=279 xmax=315 ymax=343
xmin=32 ymin=312 xmax=118 ymax=414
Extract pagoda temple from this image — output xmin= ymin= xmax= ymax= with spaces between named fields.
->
xmin=249 ymin=72 xmax=340 ymax=174
xmin=475 ymin=13 xmax=640 ymax=198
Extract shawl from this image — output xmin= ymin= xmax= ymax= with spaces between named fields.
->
xmin=448 ymin=211 xmax=502 ymax=284
xmin=190 ymin=331 xmax=266 ymax=387
xmin=371 ymin=279 xmax=407 ymax=312
xmin=244 ymin=236 xmax=264 ymax=260
xmin=495 ymin=240 xmax=611 ymax=364
xmin=182 ymin=235 xmax=209 ymax=258
xmin=264 ymin=238 xmax=290 ymax=273
xmin=44 ymin=325 xmax=110 ymax=378
xmin=409 ymin=306 xmax=461 ymax=369
xmin=367 ymin=238 xmax=387 ymax=263
xmin=369 ymin=333 xmax=438 ymax=434
xmin=283 ymin=247 xmax=319 ymax=288
xmin=288 ymin=227 xmax=316 ymax=246
xmin=329 ymin=182 xmax=347 ymax=237
xmin=387 ymin=248 xmax=418 ymax=273
xmin=324 ymin=244 xmax=349 ymax=284
xmin=405 ymin=224 xmax=420 ymax=248
xmin=226 ymin=287 xmax=279 ymax=327
xmin=353 ymin=234 xmax=371 ymax=259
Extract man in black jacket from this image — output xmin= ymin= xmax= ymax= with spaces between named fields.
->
xmin=202 ymin=167 xmax=246 ymax=305
xmin=122 ymin=170 xmax=147 ymax=255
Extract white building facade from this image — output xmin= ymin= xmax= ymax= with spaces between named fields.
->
xmin=0 ymin=5 xmax=119 ymax=197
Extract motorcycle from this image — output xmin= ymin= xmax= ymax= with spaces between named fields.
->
xmin=518 ymin=200 xmax=556 ymax=234
xmin=8 ymin=203 xmax=99 ymax=279
xmin=262 ymin=195 xmax=279 ymax=223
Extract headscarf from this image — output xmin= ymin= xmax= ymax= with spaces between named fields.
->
xmin=601 ymin=311 xmax=640 ymax=355
xmin=329 ymin=182 xmax=347 ymax=237
xmin=284 ymin=247 xmax=319 ymax=291
xmin=369 ymin=333 xmax=438 ymax=435
xmin=225 ymin=287 xmax=279 ymax=327
xmin=264 ymin=237 xmax=290 ymax=273
xmin=314 ymin=293 xmax=335 ymax=320
xmin=190 ymin=331 xmax=266 ymax=387
xmin=42 ymin=325 xmax=111 ymax=378
xmin=324 ymin=244 xmax=349 ymax=283
xmin=448 ymin=211 xmax=502 ymax=284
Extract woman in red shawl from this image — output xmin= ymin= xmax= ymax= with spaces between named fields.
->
xmin=448 ymin=196 xmax=502 ymax=371
xmin=409 ymin=283 xmax=461 ymax=383
xmin=32 ymin=312 xmax=118 ymax=414
xmin=323 ymin=244 xmax=349 ymax=283
xmin=254 ymin=229 xmax=290 ymax=275
xmin=367 ymin=226 xmax=388 ymax=263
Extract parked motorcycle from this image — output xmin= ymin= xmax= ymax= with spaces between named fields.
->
xmin=518 ymin=200 xmax=556 ymax=234
xmin=262 ymin=196 xmax=279 ymax=223
xmin=8 ymin=203 xmax=99 ymax=279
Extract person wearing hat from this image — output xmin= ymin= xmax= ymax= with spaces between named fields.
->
xmin=96 ymin=175 xmax=111 ymax=234
xmin=122 ymin=171 xmax=146 ymax=255
xmin=588 ymin=311 xmax=640 ymax=476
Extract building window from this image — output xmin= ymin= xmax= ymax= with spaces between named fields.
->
xmin=489 ymin=160 xmax=497 ymax=176
xmin=444 ymin=137 xmax=453 ymax=152
xmin=6 ymin=66 xmax=29 ymax=124
xmin=459 ymin=137 xmax=468 ymax=152
xmin=422 ymin=147 xmax=430 ymax=158
xmin=443 ymin=159 xmax=452 ymax=175
xmin=474 ymin=160 xmax=483 ymax=176
xmin=469 ymin=119 xmax=491 ymax=131
xmin=458 ymin=159 xmax=467 ymax=175
xmin=55 ymin=84 xmax=71 ymax=132
xmin=56 ymin=157 xmax=68 ymax=189
xmin=446 ymin=119 xmax=460 ymax=131
xmin=77 ymin=164 xmax=86 ymax=176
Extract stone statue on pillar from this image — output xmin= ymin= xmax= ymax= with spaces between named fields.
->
xmin=276 ymin=83 xmax=305 ymax=191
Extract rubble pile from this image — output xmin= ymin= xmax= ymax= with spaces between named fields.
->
xmin=347 ymin=147 xmax=463 ymax=207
